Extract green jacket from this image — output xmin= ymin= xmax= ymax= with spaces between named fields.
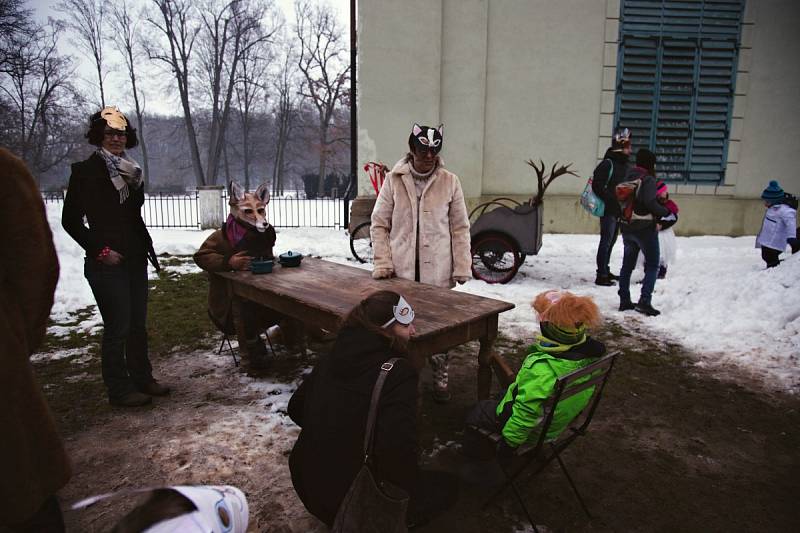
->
xmin=496 ymin=336 xmax=605 ymax=447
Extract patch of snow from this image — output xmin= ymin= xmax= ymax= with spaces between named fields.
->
xmin=45 ymin=204 xmax=799 ymax=391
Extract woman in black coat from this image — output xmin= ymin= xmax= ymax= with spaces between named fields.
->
xmin=288 ymin=290 xmax=457 ymax=529
xmin=62 ymin=107 xmax=167 ymax=407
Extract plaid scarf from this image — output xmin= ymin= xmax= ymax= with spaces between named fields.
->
xmin=97 ymin=148 xmax=142 ymax=204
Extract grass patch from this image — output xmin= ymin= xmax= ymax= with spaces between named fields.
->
xmin=34 ymin=267 xmax=220 ymax=436
xmin=147 ymin=270 xmax=218 ymax=358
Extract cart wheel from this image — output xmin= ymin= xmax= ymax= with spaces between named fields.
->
xmin=471 ymin=232 xmax=522 ymax=284
xmin=349 ymin=221 xmax=373 ymax=264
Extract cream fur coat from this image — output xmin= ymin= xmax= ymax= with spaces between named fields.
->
xmin=371 ymin=157 xmax=472 ymax=288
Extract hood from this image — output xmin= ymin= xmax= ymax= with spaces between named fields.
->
xmin=603 ymin=148 xmax=630 ymax=165
xmin=328 ymin=326 xmax=400 ymax=379
xmin=532 ymin=335 xmax=606 ymax=361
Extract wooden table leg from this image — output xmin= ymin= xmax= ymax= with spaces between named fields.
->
xmin=230 ymin=288 xmax=252 ymax=365
xmin=478 ymin=314 xmax=499 ymax=399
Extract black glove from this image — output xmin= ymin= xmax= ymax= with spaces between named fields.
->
xmin=496 ymin=438 xmax=516 ymax=467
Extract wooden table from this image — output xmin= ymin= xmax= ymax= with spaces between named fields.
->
xmin=217 ymin=257 xmax=515 ymax=399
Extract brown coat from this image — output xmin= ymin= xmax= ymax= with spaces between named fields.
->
xmin=0 ymin=148 xmax=71 ymax=523
xmin=194 ymin=223 xmax=276 ymax=333
xmin=371 ymin=157 xmax=472 ymax=288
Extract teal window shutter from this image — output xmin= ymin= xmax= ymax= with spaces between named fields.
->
xmin=615 ymin=0 xmax=745 ymax=183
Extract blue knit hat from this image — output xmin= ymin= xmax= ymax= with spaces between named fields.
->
xmin=761 ymin=180 xmax=785 ymax=202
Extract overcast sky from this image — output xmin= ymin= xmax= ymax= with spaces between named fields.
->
xmin=28 ymin=0 xmax=351 ymax=115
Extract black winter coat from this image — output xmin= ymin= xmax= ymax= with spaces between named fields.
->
xmin=288 ymin=327 xmax=419 ymax=527
xmin=62 ymin=153 xmax=158 ymax=268
xmin=591 ymin=149 xmax=630 ymax=218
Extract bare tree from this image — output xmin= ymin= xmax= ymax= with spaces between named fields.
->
xmin=56 ymin=0 xmax=108 ymax=108
xmin=111 ymin=0 xmax=150 ymax=189
xmin=294 ymin=0 xmax=349 ymax=195
xmin=271 ymin=43 xmax=298 ymax=196
xmin=196 ymin=0 xmax=276 ymax=186
xmin=0 ymin=0 xmax=33 ymax=70
xmin=147 ymin=0 xmax=205 ymax=185
xmin=0 ymin=19 xmax=84 ymax=177
xmin=234 ymin=8 xmax=277 ymax=191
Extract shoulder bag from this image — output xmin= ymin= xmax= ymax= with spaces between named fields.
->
xmin=580 ymin=159 xmax=612 ymax=217
xmin=332 ymin=358 xmax=409 ymax=533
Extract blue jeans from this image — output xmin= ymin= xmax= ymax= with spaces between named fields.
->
xmin=85 ymin=256 xmax=153 ymax=398
xmin=595 ymin=215 xmax=619 ymax=276
xmin=618 ymin=227 xmax=660 ymax=306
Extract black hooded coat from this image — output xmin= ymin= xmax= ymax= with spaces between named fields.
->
xmin=591 ymin=148 xmax=631 ymax=218
xmin=287 ymin=326 xmax=419 ymax=527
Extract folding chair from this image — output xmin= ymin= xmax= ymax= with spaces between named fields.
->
xmin=473 ymin=351 xmax=619 ymax=532
xmin=209 ymin=310 xmax=279 ymax=368
xmin=210 ymin=310 xmax=239 ymax=367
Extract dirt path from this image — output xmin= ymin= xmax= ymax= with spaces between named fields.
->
xmin=42 ymin=321 xmax=799 ymax=532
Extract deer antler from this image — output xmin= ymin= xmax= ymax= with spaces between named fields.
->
xmin=526 ymin=160 xmax=580 ymax=206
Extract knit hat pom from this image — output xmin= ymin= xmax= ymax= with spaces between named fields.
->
xmin=761 ymin=180 xmax=785 ymax=201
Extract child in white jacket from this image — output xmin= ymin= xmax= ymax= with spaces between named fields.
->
xmin=756 ymin=180 xmax=798 ymax=268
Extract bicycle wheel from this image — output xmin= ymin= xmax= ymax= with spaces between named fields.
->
xmin=350 ymin=221 xmax=373 ymax=264
xmin=471 ymin=232 xmax=522 ymax=284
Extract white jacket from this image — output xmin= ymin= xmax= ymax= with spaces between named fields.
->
xmin=370 ymin=157 xmax=472 ymax=288
xmin=756 ymin=203 xmax=797 ymax=251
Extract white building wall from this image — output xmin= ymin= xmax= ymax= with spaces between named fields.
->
xmin=356 ymin=0 xmax=800 ymax=235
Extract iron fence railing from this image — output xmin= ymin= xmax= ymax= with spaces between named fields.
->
xmin=221 ymin=189 xmax=344 ymax=229
xmin=43 ymin=189 xmax=345 ymax=229
xmin=141 ymin=191 xmax=199 ymax=228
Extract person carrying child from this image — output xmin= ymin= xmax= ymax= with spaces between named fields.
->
xmin=756 ymin=180 xmax=798 ymax=268
xmin=616 ymin=149 xmax=671 ymax=316
xmin=637 ymin=180 xmax=679 ymax=279
xmin=463 ymin=290 xmax=605 ymax=465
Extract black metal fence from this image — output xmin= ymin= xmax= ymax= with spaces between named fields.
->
xmin=220 ymin=189 xmax=344 ymax=229
xmin=42 ymin=189 xmax=345 ymax=229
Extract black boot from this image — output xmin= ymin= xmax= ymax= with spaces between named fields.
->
xmin=635 ymin=302 xmax=661 ymax=316
xmin=619 ymin=300 xmax=635 ymax=312
xmin=595 ymin=274 xmax=615 ymax=286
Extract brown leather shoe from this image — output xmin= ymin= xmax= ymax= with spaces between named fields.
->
xmin=138 ymin=380 xmax=171 ymax=397
xmin=109 ymin=391 xmax=152 ymax=407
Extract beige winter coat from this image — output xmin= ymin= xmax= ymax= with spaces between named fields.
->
xmin=371 ymin=157 xmax=471 ymax=288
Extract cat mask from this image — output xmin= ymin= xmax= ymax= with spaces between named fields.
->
xmin=408 ymin=123 xmax=443 ymax=155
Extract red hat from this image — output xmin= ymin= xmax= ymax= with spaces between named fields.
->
xmin=656 ymin=180 xmax=668 ymax=195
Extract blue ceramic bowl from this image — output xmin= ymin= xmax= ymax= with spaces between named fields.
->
xmin=250 ymin=259 xmax=274 ymax=274
xmin=278 ymin=251 xmax=303 ymax=267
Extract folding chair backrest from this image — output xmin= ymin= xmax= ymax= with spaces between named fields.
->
xmin=526 ymin=351 xmax=619 ymax=454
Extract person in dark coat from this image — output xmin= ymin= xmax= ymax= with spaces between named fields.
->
xmin=62 ymin=106 xmax=167 ymax=407
xmin=617 ymin=149 xmax=671 ymax=317
xmin=193 ymin=181 xmax=291 ymax=369
xmin=592 ymin=128 xmax=632 ymax=286
xmin=288 ymin=290 xmax=458 ymax=529
xmin=0 ymin=148 xmax=71 ymax=531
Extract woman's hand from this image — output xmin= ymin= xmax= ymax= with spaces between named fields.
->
xmin=100 ymin=249 xmax=124 ymax=266
xmin=229 ymin=251 xmax=252 ymax=271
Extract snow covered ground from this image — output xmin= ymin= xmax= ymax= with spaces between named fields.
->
xmin=47 ymin=203 xmax=799 ymax=392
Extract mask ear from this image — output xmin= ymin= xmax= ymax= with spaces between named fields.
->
xmin=229 ymin=181 xmax=245 ymax=202
xmin=254 ymin=182 xmax=270 ymax=204
xmin=437 ymin=123 xmax=443 ymax=136
xmin=412 ymin=123 xmax=422 ymax=136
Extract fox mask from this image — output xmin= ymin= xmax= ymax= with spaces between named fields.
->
xmin=229 ymin=181 xmax=270 ymax=233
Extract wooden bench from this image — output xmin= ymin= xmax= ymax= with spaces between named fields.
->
xmin=216 ymin=257 xmax=515 ymax=399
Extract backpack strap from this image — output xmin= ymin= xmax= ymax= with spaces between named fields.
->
xmin=603 ymin=159 xmax=613 ymax=191
xmin=362 ymin=357 xmax=402 ymax=463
